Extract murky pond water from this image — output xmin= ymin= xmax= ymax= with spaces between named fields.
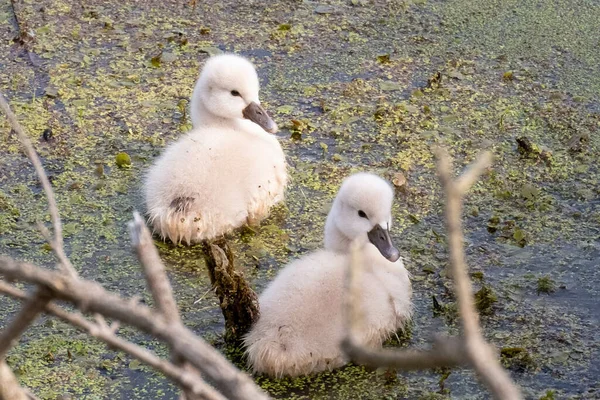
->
xmin=1 ymin=0 xmax=599 ymax=399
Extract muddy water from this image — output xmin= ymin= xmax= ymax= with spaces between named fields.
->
xmin=0 ymin=0 xmax=599 ymax=399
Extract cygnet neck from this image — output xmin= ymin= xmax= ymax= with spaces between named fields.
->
xmin=324 ymin=212 xmax=367 ymax=254
xmin=192 ymin=98 xmax=236 ymax=129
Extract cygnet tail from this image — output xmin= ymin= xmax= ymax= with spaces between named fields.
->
xmin=244 ymin=326 xmax=344 ymax=378
xmin=146 ymin=197 xmax=219 ymax=244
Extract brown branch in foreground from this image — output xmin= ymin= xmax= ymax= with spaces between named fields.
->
xmin=0 ymin=281 xmax=225 ymax=400
xmin=342 ymin=150 xmax=522 ymax=400
xmin=128 ymin=212 xmax=210 ymax=400
xmin=341 ymin=335 xmax=466 ymax=370
xmin=0 ymin=360 xmax=28 ymax=400
xmin=1 ymin=90 xmax=264 ymax=399
xmin=341 ymin=241 xmax=467 ymax=370
xmin=0 ymin=92 xmax=76 ymax=278
xmin=0 ymin=257 xmax=270 ymax=400
xmin=435 ymin=150 xmax=491 ymax=336
xmin=129 ymin=212 xmax=180 ymax=322
xmin=435 ymin=149 xmax=521 ymax=400
xmin=0 ymin=287 xmax=52 ymax=359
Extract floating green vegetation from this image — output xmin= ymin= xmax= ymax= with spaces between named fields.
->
xmin=500 ymin=347 xmax=536 ymax=372
xmin=0 ymin=0 xmax=599 ymax=398
xmin=115 ymin=152 xmax=132 ymax=168
xmin=537 ymin=276 xmax=556 ymax=295
xmin=255 ymin=364 xmax=409 ymax=399
xmin=474 ymin=285 xmax=497 ymax=316
xmin=470 ymin=271 xmax=484 ymax=281
xmin=6 ymin=328 xmax=122 ymax=399
xmin=433 ymin=0 xmax=600 ymax=99
xmin=539 ymin=389 xmax=556 ymax=400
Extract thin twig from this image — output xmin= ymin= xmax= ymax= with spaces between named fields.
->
xmin=193 ymin=287 xmax=213 ymax=305
xmin=454 ymin=152 xmax=494 ymax=194
xmin=341 ymin=241 xmax=466 ymax=370
xmin=128 ymin=211 xmax=206 ymax=400
xmin=341 ymin=149 xmax=521 ymax=400
xmin=0 ymin=92 xmax=76 ymax=278
xmin=434 ymin=149 xmax=487 ymax=337
xmin=435 ymin=148 xmax=522 ymax=400
xmin=128 ymin=212 xmax=180 ymax=322
xmin=0 ymin=281 xmax=226 ymax=400
xmin=8 ymin=0 xmax=39 ymax=68
xmin=0 ymin=258 xmax=270 ymax=400
xmin=0 ymin=287 xmax=53 ymax=358
xmin=341 ymin=336 xmax=466 ymax=370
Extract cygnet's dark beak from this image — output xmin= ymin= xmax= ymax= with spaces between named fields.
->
xmin=242 ymin=101 xmax=278 ymax=133
xmin=367 ymin=224 xmax=400 ymax=262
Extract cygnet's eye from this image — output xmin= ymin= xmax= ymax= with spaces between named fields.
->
xmin=230 ymin=90 xmax=241 ymax=97
xmin=358 ymin=210 xmax=368 ymax=219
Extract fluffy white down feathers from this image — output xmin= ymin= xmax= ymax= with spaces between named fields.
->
xmin=244 ymin=173 xmax=412 ymax=377
xmin=144 ymin=54 xmax=287 ymax=244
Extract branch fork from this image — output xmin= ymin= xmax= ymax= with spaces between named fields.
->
xmin=342 ymin=148 xmax=522 ymax=400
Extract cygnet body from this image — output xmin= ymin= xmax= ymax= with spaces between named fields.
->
xmin=144 ymin=54 xmax=287 ymax=244
xmin=244 ymin=173 xmax=412 ymax=377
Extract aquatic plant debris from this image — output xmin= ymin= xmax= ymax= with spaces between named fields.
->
xmin=115 ymin=152 xmax=132 ymax=168
xmin=0 ymin=0 xmax=599 ymax=399
xmin=536 ymin=276 xmax=556 ymax=295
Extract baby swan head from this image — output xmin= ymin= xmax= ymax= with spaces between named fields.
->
xmin=325 ymin=173 xmax=400 ymax=262
xmin=190 ymin=53 xmax=277 ymax=133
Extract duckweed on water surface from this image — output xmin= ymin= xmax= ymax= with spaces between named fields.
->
xmin=1 ymin=0 xmax=599 ymax=399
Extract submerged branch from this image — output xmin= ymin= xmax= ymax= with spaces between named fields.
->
xmin=201 ymin=239 xmax=260 ymax=344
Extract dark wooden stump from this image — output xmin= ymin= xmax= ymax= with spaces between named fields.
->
xmin=201 ymin=238 xmax=260 ymax=344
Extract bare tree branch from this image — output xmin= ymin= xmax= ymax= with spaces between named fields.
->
xmin=341 ymin=241 xmax=466 ymax=370
xmin=435 ymin=148 xmax=521 ymax=400
xmin=435 ymin=149 xmax=488 ymax=337
xmin=0 ymin=91 xmax=267 ymax=400
xmin=129 ymin=212 xmax=211 ymax=400
xmin=341 ymin=335 xmax=466 ymax=370
xmin=0 ymin=92 xmax=76 ymax=278
xmin=0 ymin=287 xmax=52 ymax=359
xmin=454 ymin=152 xmax=494 ymax=194
xmin=0 ymin=281 xmax=226 ymax=400
xmin=0 ymin=258 xmax=270 ymax=400
xmin=7 ymin=0 xmax=40 ymax=68
xmin=128 ymin=212 xmax=180 ymax=321
xmin=0 ymin=360 xmax=28 ymax=400
xmin=342 ymin=149 xmax=521 ymax=400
